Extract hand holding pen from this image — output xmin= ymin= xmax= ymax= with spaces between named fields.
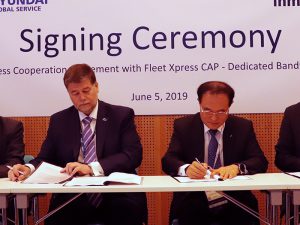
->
xmin=6 ymin=165 xmax=24 ymax=175
xmin=195 ymin=158 xmax=212 ymax=170
xmin=185 ymin=158 xmax=208 ymax=179
xmin=194 ymin=158 xmax=223 ymax=181
xmin=7 ymin=164 xmax=31 ymax=182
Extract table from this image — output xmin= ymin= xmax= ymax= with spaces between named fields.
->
xmin=277 ymin=174 xmax=300 ymax=225
xmin=0 ymin=179 xmax=12 ymax=225
xmin=0 ymin=173 xmax=299 ymax=225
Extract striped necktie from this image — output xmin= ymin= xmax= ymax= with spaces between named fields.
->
xmin=208 ymin=129 xmax=221 ymax=169
xmin=82 ymin=117 xmax=97 ymax=163
xmin=82 ymin=117 xmax=102 ymax=207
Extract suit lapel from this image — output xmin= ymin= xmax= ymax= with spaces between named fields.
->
xmin=95 ymin=101 xmax=108 ymax=159
xmin=223 ymin=116 xmax=234 ymax=165
xmin=191 ymin=113 xmax=205 ymax=162
xmin=0 ymin=117 xmax=3 ymax=156
xmin=70 ymin=108 xmax=81 ymax=160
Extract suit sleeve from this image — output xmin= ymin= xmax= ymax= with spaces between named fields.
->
xmin=29 ymin=116 xmax=57 ymax=168
xmin=239 ymin=120 xmax=268 ymax=174
xmin=99 ymin=108 xmax=143 ymax=175
xmin=275 ymin=108 xmax=300 ymax=171
xmin=0 ymin=121 xmax=25 ymax=177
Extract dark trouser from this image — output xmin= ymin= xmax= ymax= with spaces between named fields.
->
xmin=45 ymin=192 xmax=147 ymax=225
xmin=169 ymin=191 xmax=259 ymax=225
xmin=169 ymin=192 xmax=211 ymax=225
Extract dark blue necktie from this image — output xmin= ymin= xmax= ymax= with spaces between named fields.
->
xmin=208 ymin=129 xmax=221 ymax=169
xmin=82 ymin=117 xmax=97 ymax=163
xmin=82 ymin=117 xmax=102 ymax=207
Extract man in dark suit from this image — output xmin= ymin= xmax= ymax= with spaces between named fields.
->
xmin=0 ymin=117 xmax=24 ymax=177
xmin=0 ymin=117 xmax=24 ymax=225
xmin=162 ymin=81 xmax=268 ymax=225
xmin=275 ymin=103 xmax=300 ymax=225
xmin=9 ymin=64 xmax=147 ymax=225
xmin=275 ymin=102 xmax=300 ymax=171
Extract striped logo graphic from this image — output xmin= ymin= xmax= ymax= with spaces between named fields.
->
xmin=274 ymin=0 xmax=300 ymax=6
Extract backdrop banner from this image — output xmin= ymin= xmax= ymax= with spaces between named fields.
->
xmin=0 ymin=0 xmax=299 ymax=116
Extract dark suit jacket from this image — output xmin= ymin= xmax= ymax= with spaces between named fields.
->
xmin=275 ymin=102 xmax=300 ymax=172
xmin=0 ymin=117 xmax=25 ymax=177
xmin=162 ymin=113 xmax=268 ymax=222
xmin=29 ymin=101 xmax=147 ymax=223
xmin=31 ymin=100 xmax=142 ymax=175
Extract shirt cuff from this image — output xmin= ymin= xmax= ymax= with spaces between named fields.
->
xmin=178 ymin=164 xmax=190 ymax=176
xmin=88 ymin=161 xmax=104 ymax=176
xmin=25 ymin=163 xmax=35 ymax=173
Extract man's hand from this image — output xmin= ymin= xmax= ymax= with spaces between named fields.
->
xmin=61 ymin=162 xmax=92 ymax=176
xmin=186 ymin=161 xmax=208 ymax=179
xmin=8 ymin=164 xmax=31 ymax=181
xmin=211 ymin=164 xmax=239 ymax=180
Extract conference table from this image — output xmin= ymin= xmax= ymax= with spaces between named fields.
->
xmin=1 ymin=173 xmax=300 ymax=225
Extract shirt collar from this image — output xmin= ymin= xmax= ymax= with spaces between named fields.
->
xmin=203 ymin=123 xmax=225 ymax=135
xmin=78 ymin=101 xmax=99 ymax=122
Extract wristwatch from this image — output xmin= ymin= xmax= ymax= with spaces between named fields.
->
xmin=235 ymin=163 xmax=247 ymax=175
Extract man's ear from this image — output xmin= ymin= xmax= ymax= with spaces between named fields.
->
xmin=95 ymin=82 xmax=99 ymax=93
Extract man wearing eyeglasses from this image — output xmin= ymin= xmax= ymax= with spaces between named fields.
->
xmin=162 ymin=81 xmax=268 ymax=225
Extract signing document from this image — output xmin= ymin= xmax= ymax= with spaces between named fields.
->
xmin=174 ymin=175 xmax=251 ymax=183
xmin=22 ymin=162 xmax=71 ymax=184
xmin=285 ymin=172 xmax=300 ymax=179
xmin=175 ymin=162 xmax=251 ymax=183
xmin=64 ymin=172 xmax=142 ymax=186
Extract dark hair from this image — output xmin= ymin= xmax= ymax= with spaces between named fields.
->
xmin=197 ymin=81 xmax=235 ymax=106
xmin=63 ymin=64 xmax=96 ymax=88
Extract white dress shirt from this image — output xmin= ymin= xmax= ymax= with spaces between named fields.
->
xmin=178 ymin=123 xmax=225 ymax=176
xmin=27 ymin=102 xmax=104 ymax=176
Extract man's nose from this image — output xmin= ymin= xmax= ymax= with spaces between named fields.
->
xmin=79 ymin=93 xmax=86 ymax=101
xmin=211 ymin=114 xmax=217 ymax=121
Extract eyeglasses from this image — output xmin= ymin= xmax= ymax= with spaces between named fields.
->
xmin=200 ymin=107 xmax=229 ymax=117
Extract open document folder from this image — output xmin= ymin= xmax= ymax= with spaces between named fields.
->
xmin=64 ymin=172 xmax=142 ymax=186
xmin=22 ymin=161 xmax=142 ymax=185
xmin=22 ymin=161 xmax=71 ymax=184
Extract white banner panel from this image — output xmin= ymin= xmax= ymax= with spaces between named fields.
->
xmin=0 ymin=0 xmax=300 ymax=116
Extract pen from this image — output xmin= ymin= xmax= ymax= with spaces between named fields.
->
xmin=6 ymin=165 xmax=25 ymax=175
xmin=194 ymin=158 xmax=223 ymax=181
xmin=195 ymin=158 xmax=211 ymax=170
xmin=195 ymin=157 xmax=210 ymax=175
xmin=213 ymin=174 xmax=224 ymax=181
xmin=195 ymin=158 xmax=212 ymax=170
